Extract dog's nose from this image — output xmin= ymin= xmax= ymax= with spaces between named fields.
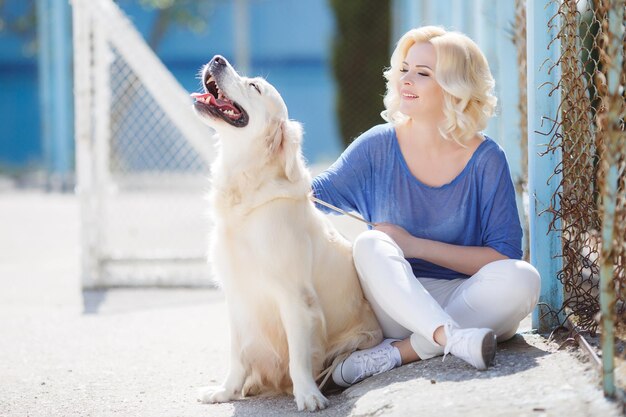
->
xmin=211 ymin=55 xmax=227 ymax=67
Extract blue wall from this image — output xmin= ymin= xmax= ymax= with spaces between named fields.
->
xmin=0 ymin=0 xmax=342 ymax=172
xmin=0 ymin=0 xmax=40 ymax=169
xmin=136 ymin=0 xmax=342 ymax=163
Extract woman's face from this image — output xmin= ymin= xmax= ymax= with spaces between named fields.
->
xmin=397 ymin=42 xmax=445 ymax=122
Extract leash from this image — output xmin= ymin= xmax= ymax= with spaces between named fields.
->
xmin=310 ymin=196 xmax=374 ymax=228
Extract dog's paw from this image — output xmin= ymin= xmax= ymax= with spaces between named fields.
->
xmin=197 ymin=386 xmax=238 ymax=404
xmin=294 ymin=388 xmax=329 ymax=411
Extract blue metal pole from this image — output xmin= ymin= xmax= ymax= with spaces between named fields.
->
xmin=49 ymin=0 xmax=74 ymax=190
xmin=598 ymin=0 xmax=624 ymax=399
xmin=462 ymin=0 xmax=475 ymax=39
xmin=233 ymin=0 xmax=250 ymax=76
xmin=391 ymin=0 xmax=425 ymax=41
xmin=432 ymin=0 xmax=451 ymax=28
xmin=479 ymin=0 xmax=498 ymax=140
xmin=527 ymin=0 xmax=564 ymax=332
xmin=450 ymin=0 xmax=464 ymax=31
xmin=36 ymin=0 xmax=53 ymax=181
xmin=495 ymin=0 xmax=526 ymax=258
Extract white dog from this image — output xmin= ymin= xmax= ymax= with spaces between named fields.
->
xmin=193 ymin=56 xmax=382 ymax=411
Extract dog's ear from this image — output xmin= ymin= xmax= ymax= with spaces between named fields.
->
xmin=281 ymin=120 xmax=305 ymax=182
xmin=267 ymin=120 xmax=284 ymax=155
xmin=268 ymin=119 xmax=305 ymax=182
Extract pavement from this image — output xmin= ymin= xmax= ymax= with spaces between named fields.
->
xmin=0 ymin=191 xmax=622 ymax=417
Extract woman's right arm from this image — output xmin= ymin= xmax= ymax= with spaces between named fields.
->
xmin=311 ymin=133 xmax=373 ymax=216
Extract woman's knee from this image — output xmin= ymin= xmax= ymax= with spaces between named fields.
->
xmin=352 ymin=230 xmax=396 ymax=265
xmin=471 ymin=259 xmax=541 ymax=318
xmin=481 ymin=259 xmax=540 ymax=300
xmin=509 ymin=260 xmax=541 ymax=304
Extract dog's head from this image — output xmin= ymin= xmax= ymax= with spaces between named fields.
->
xmin=192 ymin=55 xmax=306 ymax=182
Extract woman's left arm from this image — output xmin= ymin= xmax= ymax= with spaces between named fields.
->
xmin=374 ymin=223 xmax=508 ymax=276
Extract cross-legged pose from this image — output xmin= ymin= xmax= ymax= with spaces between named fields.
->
xmin=312 ymin=26 xmax=541 ymax=387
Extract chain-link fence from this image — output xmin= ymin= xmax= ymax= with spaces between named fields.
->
xmin=109 ymin=48 xmax=208 ymax=179
xmin=516 ymin=0 xmax=625 ymax=395
xmin=538 ymin=0 xmax=625 ymax=333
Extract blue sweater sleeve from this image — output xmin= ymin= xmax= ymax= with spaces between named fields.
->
xmin=478 ymin=147 xmax=523 ymax=259
xmin=311 ymin=130 xmax=374 ymax=217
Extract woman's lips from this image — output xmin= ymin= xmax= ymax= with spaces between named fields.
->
xmin=401 ymin=90 xmax=418 ymax=99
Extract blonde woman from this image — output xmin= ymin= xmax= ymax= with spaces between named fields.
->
xmin=312 ymin=26 xmax=541 ymax=387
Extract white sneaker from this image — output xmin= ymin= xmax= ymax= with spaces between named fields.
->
xmin=443 ymin=323 xmax=496 ymax=370
xmin=332 ymin=339 xmax=402 ymax=387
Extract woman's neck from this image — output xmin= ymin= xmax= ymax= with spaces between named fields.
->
xmin=400 ymin=118 xmax=452 ymax=151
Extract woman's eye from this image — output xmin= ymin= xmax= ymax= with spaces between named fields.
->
xmin=418 ymin=72 xmax=429 ymax=77
xmin=250 ymin=83 xmax=261 ymax=94
xmin=399 ymin=68 xmax=408 ymax=73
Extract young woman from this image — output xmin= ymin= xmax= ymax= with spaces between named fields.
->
xmin=312 ymin=26 xmax=541 ymax=387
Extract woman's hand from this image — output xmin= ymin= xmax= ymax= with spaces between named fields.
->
xmin=375 ymin=222 xmax=509 ymax=275
xmin=373 ymin=222 xmax=418 ymax=257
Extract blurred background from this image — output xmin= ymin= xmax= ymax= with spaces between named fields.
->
xmin=0 ymin=0 xmax=525 ymax=287
xmin=0 ymin=0 xmax=392 ymax=188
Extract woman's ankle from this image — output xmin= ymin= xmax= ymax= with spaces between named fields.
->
xmin=433 ymin=325 xmax=447 ymax=347
xmin=391 ymin=338 xmax=420 ymax=364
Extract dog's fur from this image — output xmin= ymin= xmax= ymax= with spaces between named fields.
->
xmin=193 ymin=56 xmax=382 ymax=411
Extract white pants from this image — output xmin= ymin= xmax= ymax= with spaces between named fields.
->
xmin=353 ymin=230 xmax=541 ymax=360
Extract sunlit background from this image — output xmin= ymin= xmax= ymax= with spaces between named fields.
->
xmin=0 ymin=0 xmax=391 ymax=187
xmin=0 ymin=0 xmax=527 ymax=287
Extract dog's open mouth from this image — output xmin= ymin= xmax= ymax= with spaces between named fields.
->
xmin=192 ymin=76 xmax=249 ymax=127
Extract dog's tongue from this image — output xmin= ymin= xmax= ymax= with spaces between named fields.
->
xmin=191 ymin=92 xmax=241 ymax=119
xmin=191 ymin=92 xmax=215 ymax=104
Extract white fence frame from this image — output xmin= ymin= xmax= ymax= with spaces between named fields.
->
xmin=71 ymin=0 xmax=216 ymax=288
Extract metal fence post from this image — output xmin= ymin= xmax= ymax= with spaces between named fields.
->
xmin=496 ymin=1 xmax=526 ymax=259
xmin=36 ymin=0 xmax=52 ymax=186
xmin=37 ymin=0 xmax=74 ymax=191
xmin=599 ymin=0 xmax=625 ymax=399
xmin=71 ymin=0 xmax=99 ymax=288
xmin=233 ymin=0 xmax=250 ymax=76
xmin=527 ymin=0 xmax=564 ymax=332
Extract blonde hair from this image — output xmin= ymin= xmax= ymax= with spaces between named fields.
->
xmin=381 ymin=26 xmax=497 ymax=145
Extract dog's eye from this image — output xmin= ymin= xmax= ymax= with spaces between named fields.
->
xmin=249 ymin=83 xmax=261 ymax=94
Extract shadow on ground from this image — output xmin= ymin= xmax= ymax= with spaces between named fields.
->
xmin=199 ymin=334 xmax=549 ymax=417
xmin=82 ymin=288 xmax=223 ymax=315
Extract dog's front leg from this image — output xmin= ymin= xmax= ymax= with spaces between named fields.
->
xmin=279 ymin=290 xmax=329 ymax=411
xmin=197 ymin=324 xmax=246 ymax=404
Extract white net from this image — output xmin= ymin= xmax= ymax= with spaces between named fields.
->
xmin=73 ymin=0 xmax=216 ymax=287
xmin=108 ymin=47 xmax=208 ymax=179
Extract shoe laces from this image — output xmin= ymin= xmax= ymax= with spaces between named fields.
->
xmin=442 ymin=322 xmax=468 ymax=362
xmin=353 ymin=345 xmax=397 ymax=381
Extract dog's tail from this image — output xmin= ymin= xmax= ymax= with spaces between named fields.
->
xmin=315 ymin=325 xmax=383 ymax=390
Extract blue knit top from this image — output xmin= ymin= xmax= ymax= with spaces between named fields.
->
xmin=311 ymin=123 xmax=522 ymax=280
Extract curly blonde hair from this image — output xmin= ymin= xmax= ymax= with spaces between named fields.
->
xmin=381 ymin=26 xmax=497 ymax=146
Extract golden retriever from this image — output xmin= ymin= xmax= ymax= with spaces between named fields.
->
xmin=192 ymin=55 xmax=382 ymax=411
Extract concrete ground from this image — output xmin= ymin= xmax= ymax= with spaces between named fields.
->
xmin=0 ymin=191 xmax=622 ymax=417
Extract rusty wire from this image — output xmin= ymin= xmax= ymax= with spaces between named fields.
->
xmin=524 ymin=0 xmax=626 ymax=333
